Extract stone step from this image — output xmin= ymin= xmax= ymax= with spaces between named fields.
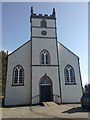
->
xmin=42 ymin=102 xmax=58 ymax=106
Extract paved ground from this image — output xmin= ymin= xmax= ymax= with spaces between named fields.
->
xmin=0 ymin=103 xmax=90 ymax=119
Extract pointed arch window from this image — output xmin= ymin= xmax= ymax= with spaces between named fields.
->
xmin=41 ymin=19 xmax=47 ymax=28
xmin=13 ymin=65 xmax=24 ymax=86
xmin=40 ymin=50 xmax=50 ymax=65
xmin=64 ymin=65 xmax=76 ymax=85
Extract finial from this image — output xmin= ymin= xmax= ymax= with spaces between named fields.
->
xmin=6 ymin=50 xmax=8 ymax=55
xmin=45 ymin=73 xmax=47 ymax=76
xmin=31 ymin=6 xmax=33 ymax=14
xmin=52 ymin=8 xmax=55 ymax=16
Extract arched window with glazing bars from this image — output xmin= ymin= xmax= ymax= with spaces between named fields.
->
xmin=13 ymin=65 xmax=24 ymax=86
xmin=64 ymin=65 xmax=76 ymax=85
xmin=40 ymin=50 xmax=50 ymax=65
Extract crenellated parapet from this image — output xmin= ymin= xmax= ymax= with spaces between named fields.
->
xmin=30 ymin=6 xmax=56 ymax=22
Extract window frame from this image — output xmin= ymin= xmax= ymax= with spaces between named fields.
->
xmin=64 ymin=65 xmax=76 ymax=85
xmin=40 ymin=50 xmax=50 ymax=65
xmin=12 ymin=65 xmax=24 ymax=86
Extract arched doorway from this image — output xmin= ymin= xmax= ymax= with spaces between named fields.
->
xmin=40 ymin=76 xmax=53 ymax=102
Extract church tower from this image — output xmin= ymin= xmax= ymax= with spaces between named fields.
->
xmin=30 ymin=7 xmax=61 ymax=104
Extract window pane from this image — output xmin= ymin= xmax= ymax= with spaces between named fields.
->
xmin=45 ymin=79 xmax=51 ymax=84
xmin=19 ymin=68 xmax=23 ymax=84
xmin=40 ymin=78 xmax=51 ymax=85
xmin=14 ymin=77 xmax=18 ymax=84
xmin=19 ymin=69 xmax=23 ymax=76
xmin=41 ymin=60 xmax=44 ymax=64
xmin=14 ymin=68 xmax=18 ymax=84
xmin=41 ymin=54 xmax=44 ymax=60
xmin=41 ymin=54 xmax=44 ymax=64
xmin=46 ymin=54 xmax=49 ymax=64
xmin=66 ymin=69 xmax=69 ymax=82
xmin=46 ymin=60 xmax=48 ymax=64
xmin=40 ymin=79 xmax=46 ymax=84
xmin=46 ymin=54 xmax=48 ymax=61
xmin=70 ymin=69 xmax=75 ymax=83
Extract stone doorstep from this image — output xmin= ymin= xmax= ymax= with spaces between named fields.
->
xmin=42 ymin=102 xmax=59 ymax=106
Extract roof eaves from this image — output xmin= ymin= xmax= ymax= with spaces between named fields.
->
xmin=57 ymin=41 xmax=79 ymax=59
xmin=8 ymin=40 xmax=31 ymax=57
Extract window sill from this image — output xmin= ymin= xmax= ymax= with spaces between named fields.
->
xmin=12 ymin=84 xmax=24 ymax=86
xmin=65 ymin=83 xmax=76 ymax=85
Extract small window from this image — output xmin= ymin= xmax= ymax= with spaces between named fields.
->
xmin=41 ymin=19 xmax=47 ymax=27
xmin=13 ymin=65 xmax=24 ymax=86
xmin=40 ymin=50 xmax=50 ymax=65
xmin=65 ymin=65 xmax=76 ymax=85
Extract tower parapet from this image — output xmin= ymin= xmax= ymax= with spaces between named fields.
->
xmin=30 ymin=6 xmax=56 ymax=22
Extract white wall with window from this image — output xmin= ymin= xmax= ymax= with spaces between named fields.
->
xmin=5 ymin=41 xmax=31 ymax=106
xmin=31 ymin=18 xmax=55 ymax=27
xmin=32 ymin=38 xmax=58 ymax=65
xmin=58 ymin=42 xmax=82 ymax=103
xmin=32 ymin=66 xmax=60 ymax=104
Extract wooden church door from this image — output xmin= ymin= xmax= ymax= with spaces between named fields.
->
xmin=40 ymin=77 xmax=53 ymax=102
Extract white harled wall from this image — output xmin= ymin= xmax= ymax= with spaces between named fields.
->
xmin=32 ymin=67 xmax=60 ymax=104
xmin=5 ymin=14 xmax=83 ymax=106
xmin=32 ymin=38 xmax=58 ymax=65
xmin=58 ymin=42 xmax=82 ymax=103
xmin=5 ymin=41 xmax=31 ymax=106
xmin=31 ymin=17 xmax=61 ymax=104
xmin=32 ymin=18 xmax=55 ymax=27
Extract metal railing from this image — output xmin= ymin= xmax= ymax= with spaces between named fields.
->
xmin=53 ymin=94 xmax=60 ymax=103
xmin=32 ymin=94 xmax=60 ymax=104
xmin=32 ymin=95 xmax=40 ymax=104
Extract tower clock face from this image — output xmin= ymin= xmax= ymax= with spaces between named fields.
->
xmin=41 ymin=30 xmax=47 ymax=36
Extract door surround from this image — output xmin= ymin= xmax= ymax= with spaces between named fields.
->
xmin=39 ymin=75 xmax=53 ymax=102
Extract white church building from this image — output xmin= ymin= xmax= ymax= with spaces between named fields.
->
xmin=5 ymin=7 xmax=83 ymax=106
